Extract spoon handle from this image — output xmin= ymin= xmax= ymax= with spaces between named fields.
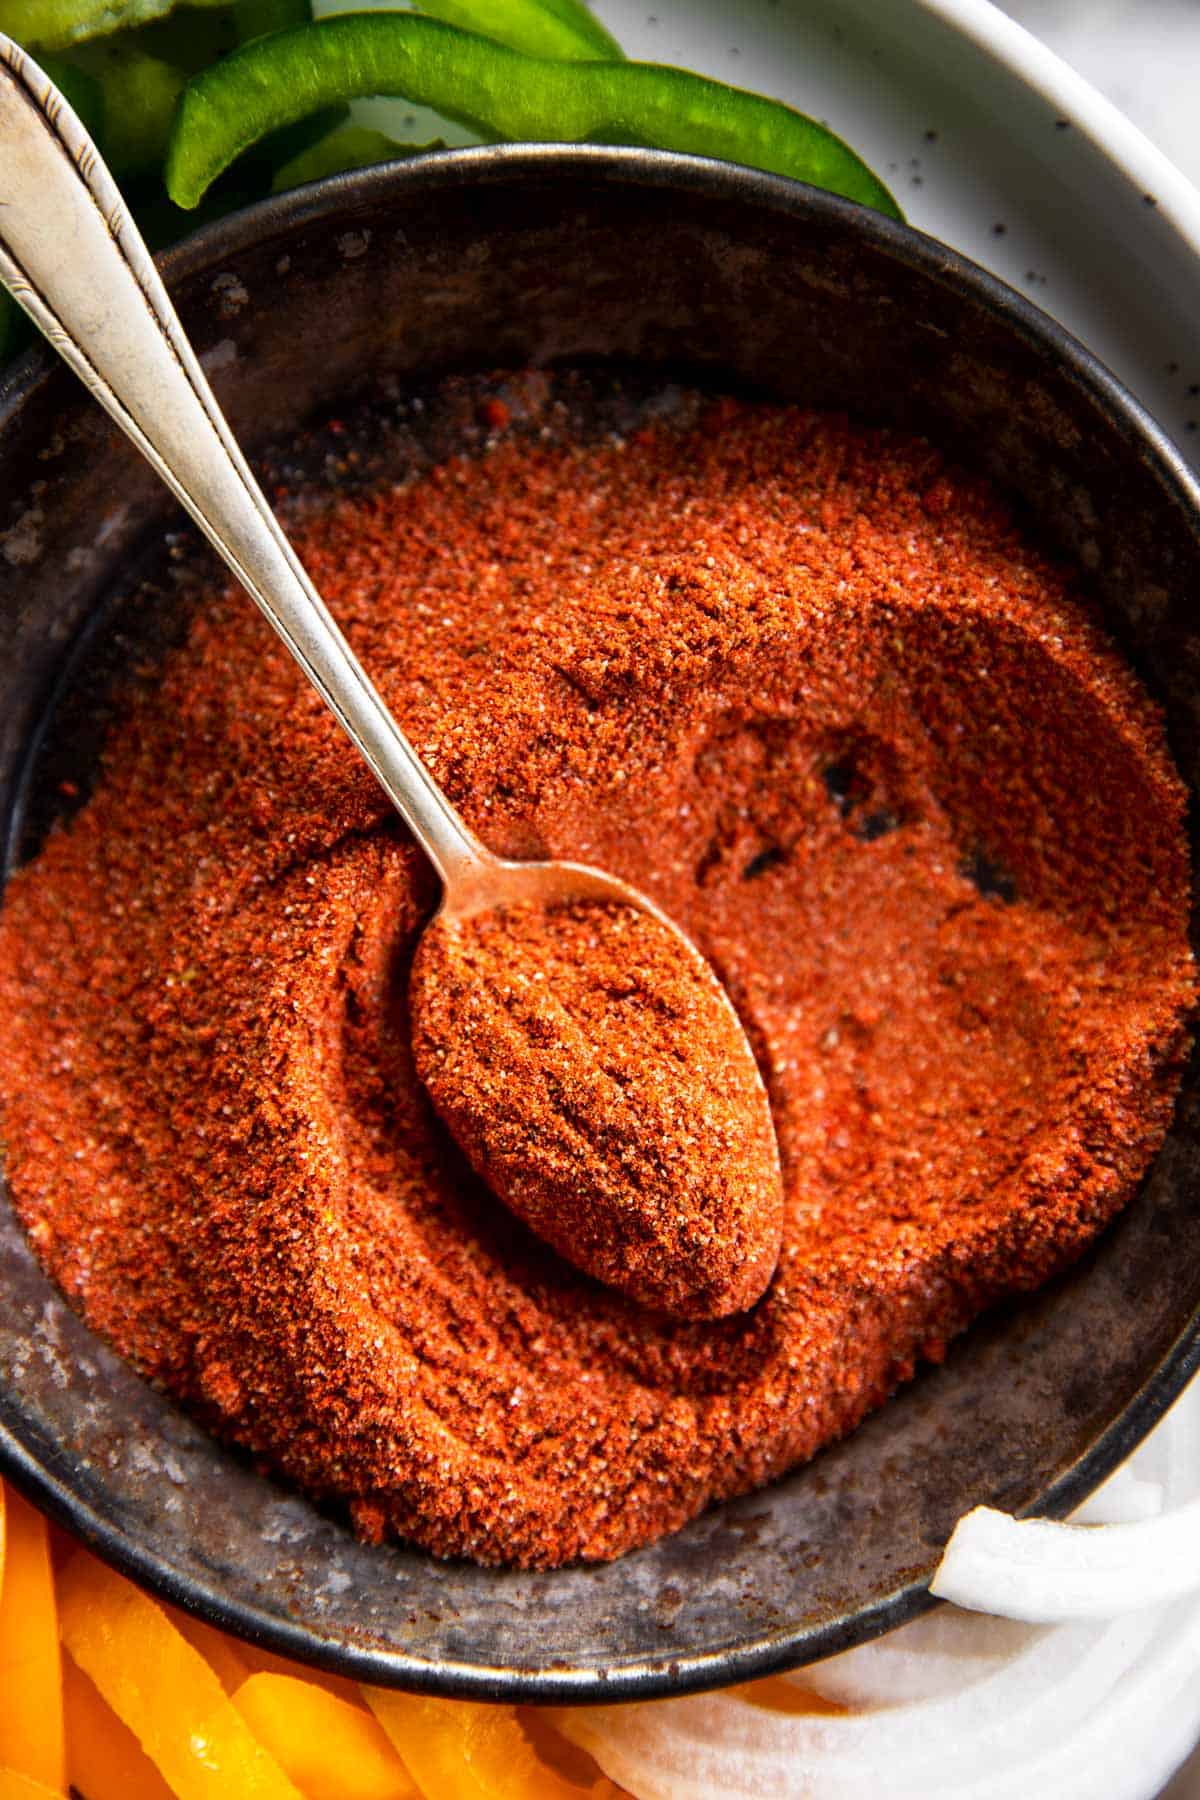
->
xmin=0 ymin=37 xmax=487 ymax=891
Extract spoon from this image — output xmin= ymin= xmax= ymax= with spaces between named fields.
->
xmin=0 ymin=38 xmax=784 ymax=1318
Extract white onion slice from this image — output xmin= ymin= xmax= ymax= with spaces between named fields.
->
xmin=931 ymin=1496 xmax=1200 ymax=1621
xmin=1070 ymin=1468 xmax=1164 ymax=1526
xmin=560 ymin=1606 xmax=1165 ymax=1797
xmin=799 ymin=1607 xmax=1040 ymax=1708
xmin=562 ymin=1602 xmax=1200 ymax=1800
xmin=557 ymin=1387 xmax=1200 ymax=1800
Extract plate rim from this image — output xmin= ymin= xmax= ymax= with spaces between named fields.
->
xmin=912 ymin=0 xmax=1200 ymax=257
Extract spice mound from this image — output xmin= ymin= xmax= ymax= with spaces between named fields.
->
xmin=410 ymin=897 xmax=784 ymax=1319
xmin=0 ymin=397 xmax=1192 ymax=1569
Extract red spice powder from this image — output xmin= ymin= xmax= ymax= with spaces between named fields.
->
xmin=410 ymin=897 xmax=784 ymax=1318
xmin=0 ymin=396 xmax=1192 ymax=1568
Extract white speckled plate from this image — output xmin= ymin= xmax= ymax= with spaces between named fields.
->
xmin=583 ymin=0 xmax=1200 ymax=465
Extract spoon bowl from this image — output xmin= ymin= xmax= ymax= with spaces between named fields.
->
xmin=414 ymin=852 xmax=784 ymax=1318
xmin=441 ymin=848 xmax=675 ymax=922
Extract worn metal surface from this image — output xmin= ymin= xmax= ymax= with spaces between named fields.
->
xmin=2 ymin=148 xmax=1200 ymax=1701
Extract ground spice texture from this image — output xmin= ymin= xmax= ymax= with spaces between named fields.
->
xmin=0 ymin=397 xmax=1193 ymax=1568
xmin=410 ymin=898 xmax=784 ymax=1318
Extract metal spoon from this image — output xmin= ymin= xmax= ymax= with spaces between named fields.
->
xmin=0 ymin=39 xmax=783 ymax=1316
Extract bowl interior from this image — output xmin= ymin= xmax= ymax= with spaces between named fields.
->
xmin=2 ymin=148 xmax=1200 ymax=1701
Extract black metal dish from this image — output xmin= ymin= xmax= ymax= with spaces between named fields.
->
xmin=2 ymin=148 xmax=1200 ymax=1703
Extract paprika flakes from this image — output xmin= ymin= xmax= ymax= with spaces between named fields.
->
xmin=0 ymin=383 xmax=1192 ymax=1569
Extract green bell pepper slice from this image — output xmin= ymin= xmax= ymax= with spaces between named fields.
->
xmin=165 ymin=13 xmax=901 ymax=217
xmin=36 ymin=50 xmax=105 ymax=134
xmin=264 ymin=0 xmax=620 ymax=200
xmin=413 ymin=0 xmax=623 ymax=62
xmin=63 ymin=39 xmax=185 ymax=174
xmin=233 ymin=0 xmax=311 ymax=40
xmin=3 ymin=0 xmax=226 ymax=53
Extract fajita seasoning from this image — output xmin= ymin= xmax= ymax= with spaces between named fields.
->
xmin=0 ymin=390 xmax=1192 ymax=1568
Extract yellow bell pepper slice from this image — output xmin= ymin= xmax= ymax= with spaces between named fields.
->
xmin=57 ymin=1551 xmax=304 ymax=1800
xmin=160 ymin=1604 xmax=366 ymax=1713
xmin=62 ymin=1652 xmax=175 ymax=1800
xmin=162 ymin=1602 xmax=251 ymax=1696
xmin=364 ymin=1692 xmax=605 ymax=1799
xmin=0 ymin=1486 xmax=65 ymax=1790
xmin=234 ymin=1672 xmax=416 ymax=1800
xmin=238 ymin=1640 xmax=365 ymax=1710
xmin=0 ymin=1770 xmax=66 ymax=1800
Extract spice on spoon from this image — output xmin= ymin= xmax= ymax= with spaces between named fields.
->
xmin=411 ymin=896 xmax=784 ymax=1318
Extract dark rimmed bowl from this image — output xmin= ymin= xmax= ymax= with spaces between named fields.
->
xmin=2 ymin=148 xmax=1200 ymax=1704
